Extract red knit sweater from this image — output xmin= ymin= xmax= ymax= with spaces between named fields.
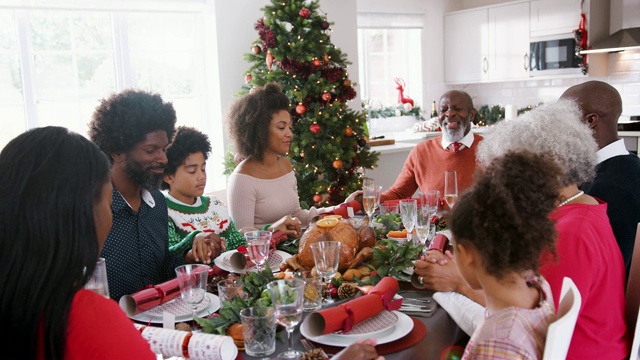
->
xmin=381 ymin=133 xmax=483 ymax=201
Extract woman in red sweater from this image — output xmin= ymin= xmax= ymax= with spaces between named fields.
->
xmin=0 ymin=127 xmax=155 ymax=359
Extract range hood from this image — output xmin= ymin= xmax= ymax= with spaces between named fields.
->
xmin=580 ymin=27 xmax=640 ymax=54
xmin=581 ymin=0 xmax=640 ymax=54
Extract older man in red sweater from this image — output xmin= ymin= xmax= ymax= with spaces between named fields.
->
xmin=380 ymin=90 xmax=483 ymax=203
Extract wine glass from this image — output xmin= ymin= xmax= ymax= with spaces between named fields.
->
xmin=399 ymin=199 xmax=418 ymax=244
xmin=421 ymin=189 xmax=440 ymax=241
xmin=175 ymin=264 xmax=209 ymax=331
xmin=362 ymin=176 xmax=375 ymax=191
xmin=310 ymin=241 xmax=341 ymax=304
xmin=267 ymin=278 xmax=305 ymax=359
xmin=414 ymin=214 xmax=431 ymax=250
xmin=375 ymin=185 xmax=383 ymax=213
xmin=444 ymin=171 xmax=459 ymax=209
xmin=363 ymin=179 xmax=377 ymax=220
xmin=244 ymin=230 xmax=272 ymax=272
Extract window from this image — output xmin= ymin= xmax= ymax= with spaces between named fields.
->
xmin=0 ymin=2 xmax=224 ymax=190
xmin=357 ymin=13 xmax=424 ymax=108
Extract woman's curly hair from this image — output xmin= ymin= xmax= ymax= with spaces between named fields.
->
xmin=451 ymin=151 xmax=561 ymax=279
xmin=88 ymin=89 xmax=176 ymax=161
xmin=476 ymin=100 xmax=597 ymax=186
xmin=227 ymin=83 xmax=290 ymax=162
xmin=161 ymin=126 xmax=211 ymax=190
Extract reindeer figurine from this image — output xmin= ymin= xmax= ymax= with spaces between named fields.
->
xmin=394 ymin=77 xmax=414 ymax=106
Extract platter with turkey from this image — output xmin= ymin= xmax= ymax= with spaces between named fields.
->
xmin=279 ymin=215 xmax=417 ymax=302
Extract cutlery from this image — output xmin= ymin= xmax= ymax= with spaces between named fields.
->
xmin=402 ymin=298 xmax=432 ymax=304
xmin=301 ymin=338 xmax=332 ymax=358
xmin=400 ymin=305 xmax=434 ymax=312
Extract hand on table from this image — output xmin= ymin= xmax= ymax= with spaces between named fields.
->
xmin=188 ymin=232 xmax=222 ymax=264
xmin=270 ymin=215 xmax=302 ymax=239
xmin=333 ymin=339 xmax=384 ymax=360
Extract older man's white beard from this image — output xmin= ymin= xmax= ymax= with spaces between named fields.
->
xmin=442 ymin=126 xmax=465 ymax=143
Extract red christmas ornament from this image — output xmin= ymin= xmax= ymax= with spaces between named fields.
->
xmin=313 ymin=194 xmax=322 ymax=203
xmin=332 ymin=159 xmax=343 ymax=169
xmin=310 ymin=123 xmax=321 ymax=134
xmin=312 ymin=59 xmax=322 ymax=68
xmin=296 ymin=103 xmax=307 ymax=115
xmin=299 ymin=8 xmax=310 ymax=18
xmin=244 ymin=74 xmax=252 ymax=83
xmin=322 ymin=92 xmax=331 ymax=102
xmin=357 ymin=138 xmax=367 ymax=147
xmin=252 ymin=45 xmax=261 ymax=54
xmin=266 ymin=51 xmax=274 ymax=70
xmin=344 ymin=126 xmax=353 ymax=137
xmin=320 ymin=21 xmax=330 ymax=30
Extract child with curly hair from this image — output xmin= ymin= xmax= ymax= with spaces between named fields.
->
xmin=163 ymin=126 xmax=300 ymax=256
xmin=162 ymin=126 xmax=246 ymax=255
xmin=450 ymin=151 xmax=561 ymax=359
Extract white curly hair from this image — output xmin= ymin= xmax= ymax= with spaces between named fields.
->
xmin=476 ymin=100 xmax=597 ymax=186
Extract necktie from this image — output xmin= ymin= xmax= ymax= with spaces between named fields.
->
xmin=450 ymin=142 xmax=463 ymax=153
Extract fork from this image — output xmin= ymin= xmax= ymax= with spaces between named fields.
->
xmin=301 ymin=338 xmax=331 ymax=359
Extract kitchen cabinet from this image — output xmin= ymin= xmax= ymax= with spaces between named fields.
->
xmin=444 ymin=8 xmax=488 ymax=83
xmin=530 ymin=0 xmax=581 ymax=38
xmin=444 ymin=2 xmax=530 ymax=84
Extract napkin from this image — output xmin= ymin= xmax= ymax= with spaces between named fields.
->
xmin=120 ymin=267 xmax=219 ymax=316
xmin=134 ymin=323 xmax=237 ymax=360
xmin=322 ymin=200 xmax=362 ymax=219
xmin=304 ymin=276 xmax=403 ymax=336
xmin=432 ymin=291 xmax=484 ymax=336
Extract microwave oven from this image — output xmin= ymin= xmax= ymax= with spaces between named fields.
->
xmin=530 ymin=35 xmax=582 ymax=76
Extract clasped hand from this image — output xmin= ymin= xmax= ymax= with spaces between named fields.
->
xmin=188 ymin=232 xmax=222 ymax=264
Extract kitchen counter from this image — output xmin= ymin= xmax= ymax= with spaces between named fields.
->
xmin=366 ymin=128 xmax=640 ymax=190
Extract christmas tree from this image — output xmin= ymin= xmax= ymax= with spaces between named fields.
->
xmin=234 ymin=0 xmax=378 ymax=207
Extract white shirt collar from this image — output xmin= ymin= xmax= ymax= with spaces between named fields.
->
xmin=165 ymin=191 xmax=203 ymax=207
xmin=441 ymin=130 xmax=475 ymax=150
xmin=141 ymin=189 xmax=156 ymax=208
xmin=596 ymin=139 xmax=629 ymax=164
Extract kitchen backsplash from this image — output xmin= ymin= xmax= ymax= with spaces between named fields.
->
xmin=449 ymin=50 xmax=640 ymax=119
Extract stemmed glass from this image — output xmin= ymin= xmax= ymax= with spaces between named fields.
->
xmin=399 ymin=199 xmax=418 ymax=244
xmin=245 ymin=230 xmax=272 ymax=272
xmin=310 ymin=241 xmax=341 ymax=304
xmin=267 ymin=278 xmax=305 ymax=359
xmin=175 ymin=264 xmax=209 ymax=332
xmin=375 ymin=185 xmax=383 ymax=213
xmin=444 ymin=171 xmax=459 ymax=209
xmin=421 ymin=189 xmax=440 ymax=240
xmin=362 ymin=178 xmax=377 ymax=220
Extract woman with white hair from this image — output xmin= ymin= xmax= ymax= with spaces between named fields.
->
xmin=415 ymin=100 xmax=628 ymax=359
xmin=476 ymin=100 xmax=628 ymax=359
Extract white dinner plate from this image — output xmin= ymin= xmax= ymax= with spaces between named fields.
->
xmin=386 ymin=236 xmax=408 ymax=242
xmin=300 ymin=311 xmax=413 ymax=347
xmin=129 ymin=292 xmax=220 ymax=324
xmin=335 ymin=310 xmax=398 ymax=338
xmin=214 ymin=249 xmax=291 ymax=274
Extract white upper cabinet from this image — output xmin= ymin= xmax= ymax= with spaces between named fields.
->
xmin=444 ymin=8 xmax=488 ymax=83
xmin=488 ymin=2 xmax=531 ymax=80
xmin=530 ymin=0 xmax=581 ymax=38
xmin=444 ymin=2 xmax=530 ymax=84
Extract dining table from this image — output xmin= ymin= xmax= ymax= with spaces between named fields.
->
xmin=241 ymin=287 xmax=470 ymax=360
